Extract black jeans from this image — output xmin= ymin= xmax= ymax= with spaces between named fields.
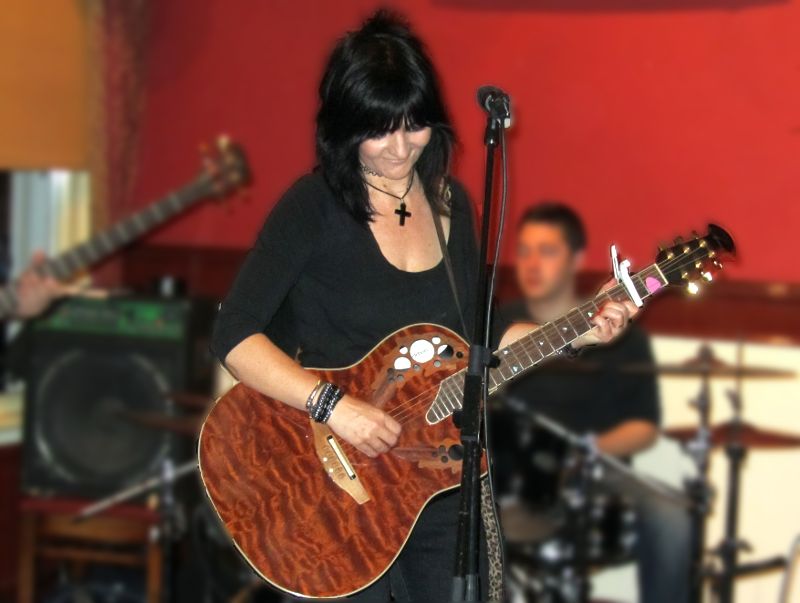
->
xmin=283 ymin=490 xmax=489 ymax=603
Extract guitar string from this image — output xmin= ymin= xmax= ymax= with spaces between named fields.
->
xmin=323 ymin=243 xmax=717 ymax=458
xmin=381 ymin=255 xmax=703 ymax=431
xmin=384 ymin=244 xmax=714 ymax=426
xmin=388 ymin=244 xmax=714 ymax=425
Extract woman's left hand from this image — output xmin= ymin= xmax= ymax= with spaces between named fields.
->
xmin=572 ymin=278 xmax=639 ymax=349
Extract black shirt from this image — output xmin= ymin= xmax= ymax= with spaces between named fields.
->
xmin=491 ymin=299 xmax=661 ymax=435
xmin=211 ymin=172 xmax=478 ymax=368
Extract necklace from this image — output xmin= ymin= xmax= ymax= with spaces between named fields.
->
xmin=360 ymin=164 xmax=382 ymax=177
xmin=364 ymin=171 xmax=415 ymax=226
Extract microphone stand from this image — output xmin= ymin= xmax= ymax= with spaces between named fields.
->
xmin=451 ymin=92 xmax=509 ymax=602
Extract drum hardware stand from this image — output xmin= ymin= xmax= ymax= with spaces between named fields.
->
xmin=710 ymin=390 xmax=787 ymax=603
xmin=681 ymin=344 xmax=790 ymax=603
xmin=75 ymin=460 xmax=196 ymax=521
xmin=683 ymin=344 xmax=716 ymax=603
xmin=76 ymin=459 xmax=197 ymax=603
xmin=778 ymin=534 xmax=800 ymax=603
xmin=159 ymin=457 xmax=183 ymax=603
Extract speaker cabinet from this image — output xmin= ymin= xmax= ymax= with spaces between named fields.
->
xmin=21 ymin=296 xmax=213 ymax=497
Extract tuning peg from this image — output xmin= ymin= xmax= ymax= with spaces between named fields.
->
xmin=702 ymin=272 xmax=713 ymax=282
xmin=687 ymin=281 xmax=700 ymax=295
xmin=674 ymin=236 xmax=684 ymax=244
xmin=692 ymin=230 xmax=700 ymax=239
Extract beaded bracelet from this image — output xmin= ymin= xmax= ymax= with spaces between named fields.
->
xmin=313 ymin=385 xmax=342 ymax=423
xmin=309 ymin=384 xmax=330 ymax=422
xmin=308 ymin=382 xmax=344 ymax=424
xmin=319 ymin=384 xmax=344 ymax=423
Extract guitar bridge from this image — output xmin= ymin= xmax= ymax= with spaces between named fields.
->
xmin=311 ymin=422 xmax=370 ymax=505
xmin=326 ymin=435 xmax=356 ymax=479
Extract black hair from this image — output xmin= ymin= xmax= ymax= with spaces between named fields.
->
xmin=518 ymin=201 xmax=587 ymax=252
xmin=315 ymin=10 xmax=455 ymax=224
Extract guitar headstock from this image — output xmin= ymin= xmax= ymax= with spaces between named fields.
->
xmin=201 ymin=135 xmax=251 ymax=197
xmin=656 ymin=224 xmax=735 ymax=294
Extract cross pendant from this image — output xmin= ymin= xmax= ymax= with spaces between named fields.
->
xmin=395 ymin=202 xmax=412 ymax=226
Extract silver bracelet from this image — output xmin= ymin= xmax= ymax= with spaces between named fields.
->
xmin=305 ymin=379 xmax=323 ymax=411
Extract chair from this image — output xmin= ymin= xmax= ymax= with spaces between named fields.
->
xmin=17 ymin=497 xmax=162 ymax=603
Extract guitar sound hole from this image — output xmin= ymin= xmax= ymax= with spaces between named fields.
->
xmin=448 ymin=444 xmax=464 ymax=461
xmin=437 ymin=344 xmax=454 ymax=359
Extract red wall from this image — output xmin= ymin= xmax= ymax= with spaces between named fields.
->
xmin=131 ymin=0 xmax=800 ymax=284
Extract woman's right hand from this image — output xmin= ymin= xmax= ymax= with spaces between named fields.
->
xmin=327 ymin=395 xmax=402 ymax=458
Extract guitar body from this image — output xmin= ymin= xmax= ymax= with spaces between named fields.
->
xmin=198 ymin=323 xmax=486 ymax=599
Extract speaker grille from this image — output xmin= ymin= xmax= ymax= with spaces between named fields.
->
xmin=21 ymin=297 xmax=210 ymax=498
xmin=32 ymin=349 xmax=171 ymax=491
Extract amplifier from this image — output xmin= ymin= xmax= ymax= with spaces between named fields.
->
xmin=21 ymin=296 xmax=213 ymax=497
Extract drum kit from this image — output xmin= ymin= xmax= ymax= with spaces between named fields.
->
xmin=492 ymin=343 xmax=798 ymax=603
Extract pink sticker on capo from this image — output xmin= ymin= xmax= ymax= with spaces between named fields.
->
xmin=645 ymin=276 xmax=663 ymax=294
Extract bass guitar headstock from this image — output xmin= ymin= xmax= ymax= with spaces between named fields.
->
xmin=656 ymin=224 xmax=735 ymax=295
xmin=201 ymin=135 xmax=251 ymax=198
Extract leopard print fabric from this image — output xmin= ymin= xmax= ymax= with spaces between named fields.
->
xmin=481 ymin=477 xmax=505 ymax=602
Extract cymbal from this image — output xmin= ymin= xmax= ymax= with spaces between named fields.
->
xmin=118 ymin=410 xmax=201 ymax=437
xmin=499 ymin=343 xmax=794 ymax=379
xmin=665 ymin=421 xmax=800 ymax=449
xmin=622 ymin=362 xmax=794 ymax=378
xmin=620 ymin=347 xmax=795 ymax=379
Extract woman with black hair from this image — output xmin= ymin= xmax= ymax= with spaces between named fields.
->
xmin=211 ymin=10 xmax=633 ymax=602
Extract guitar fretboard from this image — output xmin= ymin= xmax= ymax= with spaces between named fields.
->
xmin=426 ymin=263 xmax=667 ymax=423
xmin=0 ymin=173 xmax=213 ymax=319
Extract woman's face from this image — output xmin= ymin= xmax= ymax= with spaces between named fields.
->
xmin=358 ymin=126 xmax=432 ymax=181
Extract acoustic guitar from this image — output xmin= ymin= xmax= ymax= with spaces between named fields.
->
xmin=198 ymin=224 xmax=735 ymax=599
xmin=0 ymin=136 xmax=249 ymax=319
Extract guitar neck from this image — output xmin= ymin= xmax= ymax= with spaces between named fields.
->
xmin=426 ymin=263 xmax=668 ymax=423
xmin=0 ymin=172 xmax=213 ymax=320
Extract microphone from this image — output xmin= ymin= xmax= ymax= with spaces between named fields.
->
xmin=476 ymin=85 xmax=512 ymax=129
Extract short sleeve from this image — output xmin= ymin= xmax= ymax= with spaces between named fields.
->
xmin=490 ymin=301 xmax=528 ymax=349
xmin=210 ymin=176 xmax=325 ymax=363
xmin=612 ymin=327 xmax=661 ymax=427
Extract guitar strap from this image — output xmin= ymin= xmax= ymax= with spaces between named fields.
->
xmin=431 ymin=208 xmax=470 ymax=341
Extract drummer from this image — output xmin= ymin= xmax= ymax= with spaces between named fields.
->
xmin=492 ymin=202 xmax=691 ymax=603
